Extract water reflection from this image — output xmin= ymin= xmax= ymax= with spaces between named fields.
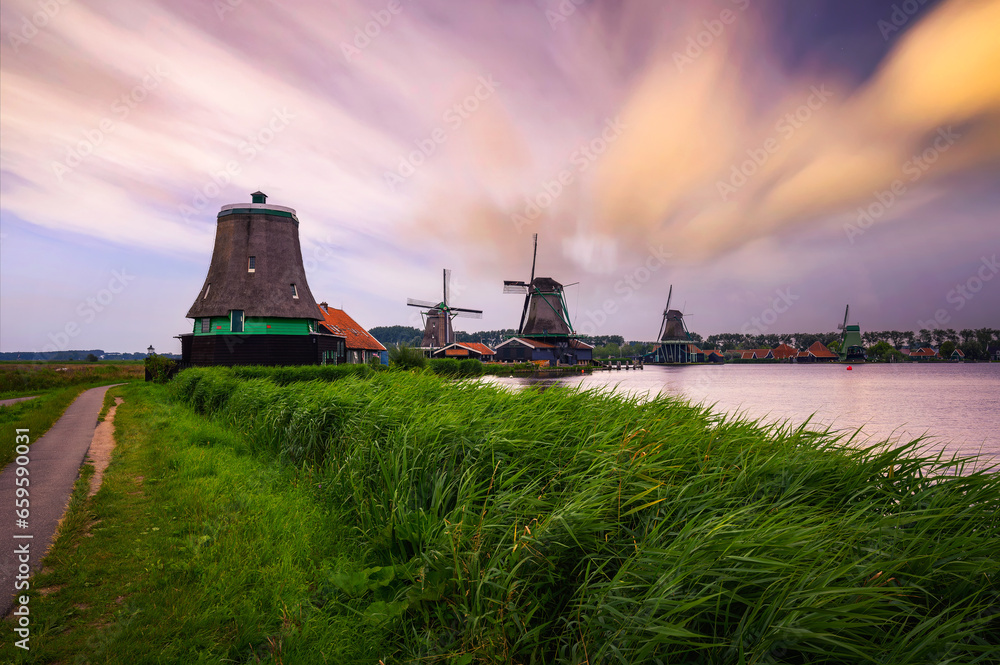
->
xmin=483 ymin=363 xmax=1000 ymax=467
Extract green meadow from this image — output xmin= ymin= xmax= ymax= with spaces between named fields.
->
xmin=3 ymin=367 xmax=998 ymax=663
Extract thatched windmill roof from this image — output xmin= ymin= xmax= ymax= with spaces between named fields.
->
xmin=659 ymin=309 xmax=689 ymax=341
xmin=521 ymin=277 xmax=574 ymax=336
xmin=187 ymin=194 xmax=320 ymax=320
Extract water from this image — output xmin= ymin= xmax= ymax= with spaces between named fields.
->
xmin=485 ymin=363 xmax=1000 ymax=467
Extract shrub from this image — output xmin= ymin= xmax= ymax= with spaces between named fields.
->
xmin=458 ymin=358 xmax=484 ymax=377
xmin=144 ymin=355 xmax=178 ymax=383
xmin=428 ymin=358 xmax=460 ymax=376
xmin=388 ymin=344 xmax=426 ymax=370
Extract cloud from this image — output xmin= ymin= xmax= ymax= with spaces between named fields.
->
xmin=1 ymin=0 xmax=997 ymax=346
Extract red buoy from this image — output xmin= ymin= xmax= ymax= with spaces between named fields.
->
xmin=847 ymin=365 xmax=853 ymax=370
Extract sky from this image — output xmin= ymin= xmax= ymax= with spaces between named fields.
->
xmin=1 ymin=0 xmax=998 ymax=354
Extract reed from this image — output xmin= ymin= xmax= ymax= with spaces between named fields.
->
xmin=170 ymin=367 xmax=1000 ymax=663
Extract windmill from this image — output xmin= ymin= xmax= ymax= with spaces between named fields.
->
xmin=503 ymin=234 xmax=575 ymax=337
xmin=837 ymin=304 xmax=865 ymax=362
xmin=407 ymin=269 xmax=483 ymax=347
xmin=651 ymin=285 xmax=694 ymax=363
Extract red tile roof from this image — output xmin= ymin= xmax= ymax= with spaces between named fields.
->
xmin=316 ymin=305 xmax=386 ymax=351
xmin=911 ymin=347 xmax=938 ymax=358
xmin=772 ymin=343 xmax=798 ymax=359
xmin=806 ymin=341 xmax=837 ymax=358
xmin=436 ymin=342 xmax=495 ymax=357
xmin=463 ymin=342 xmax=496 ymax=356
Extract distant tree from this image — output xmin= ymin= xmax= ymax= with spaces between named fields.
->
xmin=939 ymin=340 xmax=956 ymax=359
xmin=975 ymin=328 xmax=997 ymax=351
xmin=867 ymin=341 xmax=898 ymax=362
xmin=594 ymin=343 xmax=621 ymax=359
xmin=688 ymin=332 xmax=704 ymax=344
xmin=959 ymin=340 xmax=984 ymax=361
xmin=370 ymin=325 xmax=423 ymax=347
xmin=827 ymin=339 xmax=841 ymax=355
xmin=86 ymin=353 xmax=99 ymax=362
xmin=917 ymin=329 xmax=932 ymax=346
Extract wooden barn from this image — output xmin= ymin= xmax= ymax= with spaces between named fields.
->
xmin=179 ymin=192 xmax=343 ymax=366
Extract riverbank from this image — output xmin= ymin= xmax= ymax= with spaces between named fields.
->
xmin=4 ymin=368 xmax=998 ymax=663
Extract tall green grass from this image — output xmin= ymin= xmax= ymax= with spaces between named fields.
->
xmin=172 ymin=367 xmax=1000 ymax=663
xmin=0 ymin=362 xmax=143 ymax=397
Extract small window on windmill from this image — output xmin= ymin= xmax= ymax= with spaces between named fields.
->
xmin=201 ymin=318 xmax=210 ymax=333
xmin=291 ymin=283 xmax=299 ymax=299
xmin=248 ymin=256 xmax=256 ymax=272
xmin=203 ymin=283 xmax=211 ymax=299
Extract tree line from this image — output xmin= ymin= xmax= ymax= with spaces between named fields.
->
xmin=369 ymin=326 xmax=1000 ymax=361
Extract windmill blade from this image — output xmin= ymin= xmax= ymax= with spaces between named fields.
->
xmin=529 ymin=233 xmax=538 ymax=285
xmin=839 ymin=304 xmax=849 ymax=330
xmin=503 ymin=280 xmax=529 ymax=294
xmin=518 ymin=293 xmax=531 ymax=334
xmin=443 ymin=268 xmax=451 ymax=307
xmin=664 ymin=284 xmax=673 ymax=313
xmin=407 ymin=298 xmax=439 ymax=308
xmin=563 ymin=281 xmax=579 ymax=287
xmin=453 ymin=310 xmax=483 ymax=319
xmin=451 ymin=306 xmax=483 ymax=314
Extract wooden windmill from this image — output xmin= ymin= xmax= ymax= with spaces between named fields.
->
xmin=407 ymin=269 xmax=483 ymax=347
xmin=837 ymin=304 xmax=865 ymax=362
xmin=503 ymin=234 xmax=575 ymax=337
xmin=651 ymin=285 xmax=695 ymax=363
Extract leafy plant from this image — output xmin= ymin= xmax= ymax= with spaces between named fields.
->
xmin=388 ymin=343 xmax=427 ymax=370
xmin=144 ymin=355 xmax=178 ymax=383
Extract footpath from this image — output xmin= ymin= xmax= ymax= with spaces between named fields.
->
xmin=0 ymin=385 xmax=122 ymax=616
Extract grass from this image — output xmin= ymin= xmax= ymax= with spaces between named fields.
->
xmin=0 ymin=362 xmax=143 ymax=398
xmin=0 ymin=362 xmax=142 ymax=465
xmin=175 ymin=368 xmax=999 ymax=662
xmin=6 ymin=367 xmax=999 ymax=663
xmin=0 ymin=382 xmax=385 ymax=664
xmin=0 ymin=386 xmax=92 ymax=466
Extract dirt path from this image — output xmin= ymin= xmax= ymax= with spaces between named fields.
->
xmin=0 ymin=384 xmax=123 ymax=616
xmin=87 ymin=397 xmax=123 ymax=497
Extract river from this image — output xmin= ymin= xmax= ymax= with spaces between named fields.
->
xmin=485 ymin=363 xmax=1000 ymax=469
